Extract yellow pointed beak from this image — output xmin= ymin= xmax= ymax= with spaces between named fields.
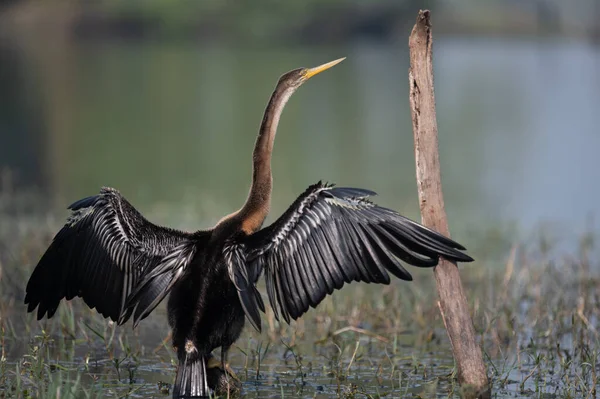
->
xmin=304 ymin=57 xmax=345 ymax=80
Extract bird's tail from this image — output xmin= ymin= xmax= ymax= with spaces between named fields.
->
xmin=172 ymin=352 xmax=209 ymax=398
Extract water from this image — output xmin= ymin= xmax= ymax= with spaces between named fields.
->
xmin=1 ymin=37 xmax=600 ymax=397
xmin=2 ymin=38 xmax=599 ymax=246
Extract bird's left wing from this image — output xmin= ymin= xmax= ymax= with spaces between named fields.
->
xmin=24 ymin=188 xmax=209 ymax=327
xmin=233 ymin=182 xmax=473 ymax=325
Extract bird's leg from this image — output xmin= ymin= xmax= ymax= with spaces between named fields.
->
xmin=220 ymin=346 xmax=239 ymax=382
xmin=220 ymin=346 xmax=231 ymax=394
xmin=220 ymin=346 xmax=228 ymax=370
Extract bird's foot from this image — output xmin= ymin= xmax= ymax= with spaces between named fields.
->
xmin=206 ymin=354 xmax=242 ymax=396
xmin=207 ymin=355 xmax=240 ymax=382
xmin=223 ymin=363 xmax=240 ymax=382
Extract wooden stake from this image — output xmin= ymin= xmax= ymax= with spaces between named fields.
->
xmin=407 ymin=10 xmax=490 ymax=398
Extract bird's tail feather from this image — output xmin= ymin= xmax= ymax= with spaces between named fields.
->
xmin=172 ymin=352 xmax=209 ymax=398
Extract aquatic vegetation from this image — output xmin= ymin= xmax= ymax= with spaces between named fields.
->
xmin=0 ymin=191 xmax=598 ymax=398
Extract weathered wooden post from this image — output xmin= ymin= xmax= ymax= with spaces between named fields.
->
xmin=407 ymin=10 xmax=490 ymax=398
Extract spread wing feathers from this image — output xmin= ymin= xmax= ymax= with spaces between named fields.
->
xmin=122 ymin=240 xmax=200 ymax=327
xmin=245 ymin=182 xmax=474 ymax=323
xmin=24 ymin=187 xmax=202 ymax=325
xmin=223 ymin=239 xmax=265 ymax=332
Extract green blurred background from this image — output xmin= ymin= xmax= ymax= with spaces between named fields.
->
xmin=1 ymin=0 xmax=599 ymax=255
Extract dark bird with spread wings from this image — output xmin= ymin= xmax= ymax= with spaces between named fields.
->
xmin=25 ymin=58 xmax=473 ymax=398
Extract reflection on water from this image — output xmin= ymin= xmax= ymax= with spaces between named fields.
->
xmin=1 ymin=39 xmax=599 ymax=249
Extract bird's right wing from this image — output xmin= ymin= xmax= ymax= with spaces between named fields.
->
xmin=25 ymin=187 xmax=210 ymax=327
xmin=243 ymin=182 xmax=473 ymax=324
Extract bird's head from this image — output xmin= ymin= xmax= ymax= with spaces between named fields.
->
xmin=277 ymin=57 xmax=345 ymax=90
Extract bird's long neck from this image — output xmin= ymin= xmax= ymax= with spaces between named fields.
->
xmin=238 ymin=85 xmax=294 ymax=234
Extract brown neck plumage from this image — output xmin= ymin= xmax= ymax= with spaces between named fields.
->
xmin=237 ymin=84 xmax=295 ymax=234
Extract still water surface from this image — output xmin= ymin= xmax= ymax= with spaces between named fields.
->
xmin=2 ymin=38 xmax=599 ymax=248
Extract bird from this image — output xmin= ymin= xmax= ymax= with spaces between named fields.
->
xmin=24 ymin=57 xmax=474 ymax=398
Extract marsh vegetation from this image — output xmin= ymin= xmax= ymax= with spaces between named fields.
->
xmin=1 ymin=189 xmax=598 ymax=398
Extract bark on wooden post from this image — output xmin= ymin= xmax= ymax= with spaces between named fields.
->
xmin=407 ymin=10 xmax=490 ymax=398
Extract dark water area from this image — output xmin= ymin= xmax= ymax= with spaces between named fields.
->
xmin=0 ymin=41 xmax=46 ymax=190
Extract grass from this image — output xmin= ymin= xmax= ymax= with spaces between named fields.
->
xmin=0 ymin=189 xmax=599 ymax=398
